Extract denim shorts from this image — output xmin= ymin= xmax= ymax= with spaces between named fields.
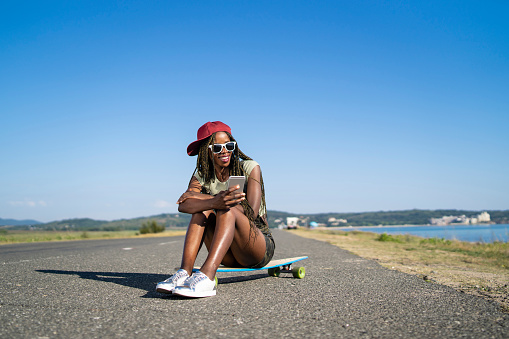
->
xmin=249 ymin=233 xmax=275 ymax=268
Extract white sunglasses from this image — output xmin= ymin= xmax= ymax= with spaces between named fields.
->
xmin=208 ymin=141 xmax=236 ymax=154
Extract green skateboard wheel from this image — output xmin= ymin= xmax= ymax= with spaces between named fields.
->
xmin=215 ymin=276 xmax=218 ymax=287
xmin=268 ymin=267 xmax=281 ymax=277
xmin=292 ymin=266 xmax=305 ymax=279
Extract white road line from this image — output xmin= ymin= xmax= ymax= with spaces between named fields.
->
xmin=159 ymin=241 xmax=178 ymax=245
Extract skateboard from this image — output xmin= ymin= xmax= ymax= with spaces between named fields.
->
xmin=193 ymin=256 xmax=308 ymax=279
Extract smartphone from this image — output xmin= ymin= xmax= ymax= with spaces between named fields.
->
xmin=227 ymin=176 xmax=246 ymax=193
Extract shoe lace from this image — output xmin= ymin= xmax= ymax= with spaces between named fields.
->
xmin=167 ymin=269 xmax=188 ymax=283
xmin=188 ymin=272 xmax=208 ymax=289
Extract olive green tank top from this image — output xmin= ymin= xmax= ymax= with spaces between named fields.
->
xmin=193 ymin=160 xmax=267 ymax=218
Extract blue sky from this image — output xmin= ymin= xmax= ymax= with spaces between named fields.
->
xmin=1 ymin=1 xmax=508 ymax=222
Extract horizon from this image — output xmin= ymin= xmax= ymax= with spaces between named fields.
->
xmin=1 ymin=1 xmax=508 ymax=222
xmin=2 ymin=207 xmax=505 ymax=225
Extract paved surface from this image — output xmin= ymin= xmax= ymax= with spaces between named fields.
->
xmin=1 ymin=230 xmax=508 ymax=338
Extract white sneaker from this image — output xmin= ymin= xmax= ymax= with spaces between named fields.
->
xmin=173 ymin=271 xmax=216 ymax=298
xmin=156 ymin=269 xmax=189 ymax=294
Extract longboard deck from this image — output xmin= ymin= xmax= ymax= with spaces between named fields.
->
xmin=193 ymin=256 xmax=308 ymax=273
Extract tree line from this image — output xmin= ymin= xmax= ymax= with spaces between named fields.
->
xmin=6 ymin=209 xmax=509 ymax=231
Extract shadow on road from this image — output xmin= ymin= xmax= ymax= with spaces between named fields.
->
xmin=36 ymin=269 xmax=271 ymax=299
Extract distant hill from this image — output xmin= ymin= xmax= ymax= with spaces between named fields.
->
xmin=3 ymin=209 xmax=508 ymax=231
xmin=0 ymin=218 xmax=43 ymax=226
xmin=14 ymin=213 xmax=194 ymax=231
xmin=268 ymin=209 xmax=509 ymax=227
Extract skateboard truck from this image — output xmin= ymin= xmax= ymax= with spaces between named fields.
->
xmin=268 ymin=262 xmax=306 ymax=279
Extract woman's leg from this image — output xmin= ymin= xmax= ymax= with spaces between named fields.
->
xmin=199 ymin=206 xmax=266 ymax=279
xmin=180 ymin=210 xmax=215 ymax=275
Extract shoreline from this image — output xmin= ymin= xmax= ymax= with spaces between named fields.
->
xmin=320 ymin=223 xmax=509 ymax=243
xmin=323 ymin=223 xmax=499 ymax=230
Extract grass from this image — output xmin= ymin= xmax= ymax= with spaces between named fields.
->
xmin=377 ymin=232 xmax=404 ymax=243
xmin=0 ymin=229 xmax=186 ymax=245
xmin=291 ymin=228 xmax=509 ymax=312
xmin=372 ymin=231 xmax=509 ymax=268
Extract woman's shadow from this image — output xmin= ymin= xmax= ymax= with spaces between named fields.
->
xmin=36 ymin=269 xmax=269 ymax=298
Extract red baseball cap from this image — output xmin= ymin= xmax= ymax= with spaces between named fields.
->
xmin=187 ymin=121 xmax=232 ymax=156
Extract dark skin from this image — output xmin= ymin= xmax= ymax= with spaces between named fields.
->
xmin=176 ymin=132 xmax=266 ymax=281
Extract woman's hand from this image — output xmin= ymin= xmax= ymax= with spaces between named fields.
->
xmin=213 ymin=185 xmax=245 ymax=210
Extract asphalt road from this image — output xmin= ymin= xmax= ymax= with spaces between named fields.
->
xmin=1 ymin=230 xmax=508 ymax=338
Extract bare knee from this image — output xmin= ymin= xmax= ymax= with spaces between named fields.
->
xmin=215 ymin=206 xmax=242 ymax=223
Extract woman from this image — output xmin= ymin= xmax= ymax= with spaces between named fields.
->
xmin=156 ymin=121 xmax=275 ymax=298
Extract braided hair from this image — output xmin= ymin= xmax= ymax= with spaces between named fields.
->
xmin=195 ymin=132 xmax=267 ymax=235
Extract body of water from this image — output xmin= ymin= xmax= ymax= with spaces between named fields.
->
xmin=332 ymin=224 xmax=509 ymax=243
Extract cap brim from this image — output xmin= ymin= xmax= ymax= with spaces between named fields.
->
xmin=187 ymin=139 xmax=204 ymax=156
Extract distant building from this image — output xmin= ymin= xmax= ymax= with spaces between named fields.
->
xmin=430 ymin=212 xmax=491 ymax=225
xmin=327 ymin=217 xmax=347 ymax=226
xmin=477 ymin=212 xmax=491 ymax=223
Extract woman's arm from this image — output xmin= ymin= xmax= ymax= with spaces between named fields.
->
xmin=245 ymin=165 xmax=262 ymax=218
xmin=177 ymin=176 xmax=245 ymax=214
